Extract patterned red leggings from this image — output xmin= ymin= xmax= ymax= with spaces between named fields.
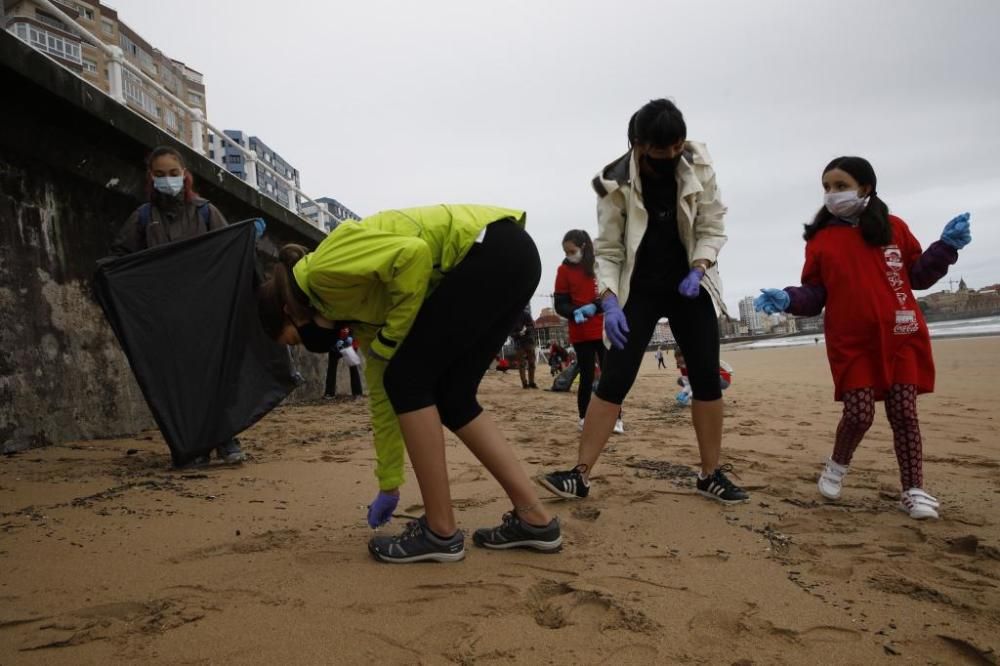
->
xmin=832 ymin=384 xmax=923 ymax=490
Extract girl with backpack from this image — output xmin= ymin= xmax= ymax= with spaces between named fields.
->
xmin=110 ymin=145 xmax=244 ymax=466
xmin=755 ymin=156 xmax=971 ymax=519
xmin=111 ymin=146 xmax=227 ymax=255
xmin=553 ymin=229 xmax=624 ymax=434
xmin=257 ymin=204 xmax=561 ymax=563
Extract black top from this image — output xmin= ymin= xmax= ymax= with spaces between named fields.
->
xmin=630 ymin=172 xmax=688 ymax=290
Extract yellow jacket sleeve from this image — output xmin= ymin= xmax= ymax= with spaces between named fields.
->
xmin=364 ymin=355 xmax=406 ymax=490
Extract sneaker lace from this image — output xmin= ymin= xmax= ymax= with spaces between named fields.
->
xmin=397 ymin=519 xmax=424 ymax=544
xmin=714 ymin=464 xmax=741 ymax=490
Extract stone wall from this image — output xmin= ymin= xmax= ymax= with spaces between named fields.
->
xmin=0 ymin=32 xmax=332 ymax=452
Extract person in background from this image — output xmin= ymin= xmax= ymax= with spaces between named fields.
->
xmin=538 ymin=99 xmax=746 ymax=504
xmin=324 ymin=326 xmax=364 ymax=400
xmin=511 ymin=305 xmax=539 ymax=389
xmin=548 ymin=340 xmax=568 ymax=376
xmin=111 ymin=145 xmax=246 ymax=466
xmin=655 ymin=345 xmax=666 ymax=369
xmin=754 ymin=156 xmax=970 ymax=520
xmin=553 ymin=229 xmax=624 ymax=434
xmin=257 ymin=204 xmax=561 ymax=563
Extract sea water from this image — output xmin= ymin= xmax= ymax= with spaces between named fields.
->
xmin=728 ymin=315 xmax=1000 ymax=350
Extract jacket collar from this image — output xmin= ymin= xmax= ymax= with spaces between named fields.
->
xmin=629 ymin=148 xmax=703 ymax=200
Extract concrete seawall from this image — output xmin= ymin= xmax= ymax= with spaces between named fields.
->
xmin=0 ymin=31 xmax=334 ymax=452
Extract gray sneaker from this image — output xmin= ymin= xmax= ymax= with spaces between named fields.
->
xmin=368 ymin=516 xmax=465 ymax=564
xmin=473 ymin=511 xmax=562 ymax=552
xmin=215 ymin=439 xmax=246 ymax=464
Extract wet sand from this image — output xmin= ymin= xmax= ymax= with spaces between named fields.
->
xmin=1 ymin=337 xmax=998 ymax=664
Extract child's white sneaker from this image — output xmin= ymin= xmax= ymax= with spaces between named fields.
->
xmin=613 ymin=418 xmax=625 ymax=435
xmin=818 ymin=458 xmax=849 ymax=500
xmin=578 ymin=418 xmax=585 ymax=432
xmin=899 ymin=488 xmax=939 ymax=520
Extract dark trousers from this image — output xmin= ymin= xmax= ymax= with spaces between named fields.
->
xmin=383 ymin=220 xmax=541 ymax=430
xmin=325 ymin=351 xmax=363 ymax=397
xmin=596 ymin=283 xmax=721 ymax=404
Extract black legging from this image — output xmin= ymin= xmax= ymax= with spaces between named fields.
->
xmin=595 ymin=283 xmax=721 ymax=404
xmin=383 ymin=220 xmax=541 ymax=430
xmin=325 ymin=351 xmax=363 ymax=396
xmin=572 ymin=339 xmax=606 ymax=419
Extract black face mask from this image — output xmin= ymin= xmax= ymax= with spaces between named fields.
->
xmin=644 ymin=154 xmax=680 ymax=176
xmin=296 ymin=320 xmax=338 ymax=353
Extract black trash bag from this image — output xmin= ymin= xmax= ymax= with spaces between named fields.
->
xmin=550 ymin=361 xmax=579 ymax=392
xmin=94 ymin=220 xmax=298 ymax=466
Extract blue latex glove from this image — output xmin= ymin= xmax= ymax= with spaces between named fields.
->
xmin=754 ymin=288 xmax=791 ymax=314
xmin=940 ymin=212 xmax=971 ymax=250
xmin=335 ymin=339 xmax=345 ymax=350
xmin=253 ymin=218 xmax=266 ymax=239
xmin=573 ymin=303 xmax=598 ymax=324
xmin=678 ymin=268 xmax=705 ymax=299
xmin=602 ymin=294 xmax=629 ymax=350
xmin=345 ymin=336 xmax=353 ymax=346
xmin=367 ymin=491 xmax=399 ymax=528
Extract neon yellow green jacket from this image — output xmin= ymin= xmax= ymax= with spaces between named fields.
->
xmin=292 ymin=204 xmax=526 ymax=490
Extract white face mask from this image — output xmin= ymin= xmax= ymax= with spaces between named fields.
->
xmin=153 ymin=175 xmax=185 ymax=196
xmin=565 ymin=250 xmax=583 ymax=264
xmin=824 ymin=190 xmax=869 ymax=219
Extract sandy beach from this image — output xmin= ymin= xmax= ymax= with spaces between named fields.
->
xmin=1 ymin=337 xmax=998 ymax=665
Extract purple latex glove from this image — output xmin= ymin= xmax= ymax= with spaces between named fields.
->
xmin=678 ymin=268 xmax=705 ymax=299
xmin=367 ymin=490 xmax=399 ymax=528
xmin=602 ymin=293 xmax=630 ymax=350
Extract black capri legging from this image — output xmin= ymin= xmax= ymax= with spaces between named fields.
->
xmin=383 ymin=220 xmax=541 ymax=430
xmin=595 ymin=282 xmax=721 ymax=404
xmin=572 ymin=339 xmax=606 ymax=419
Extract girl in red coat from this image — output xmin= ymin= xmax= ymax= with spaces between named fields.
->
xmin=553 ymin=230 xmax=624 ymax=434
xmin=755 ymin=156 xmax=971 ymax=520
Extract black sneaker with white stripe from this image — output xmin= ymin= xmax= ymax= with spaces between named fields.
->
xmin=695 ymin=464 xmax=749 ymax=504
xmin=473 ymin=511 xmax=562 ymax=552
xmin=536 ymin=464 xmax=590 ymax=499
xmin=368 ymin=516 xmax=465 ymax=564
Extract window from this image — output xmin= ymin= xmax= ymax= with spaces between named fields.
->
xmin=208 ymin=150 xmax=215 ymax=159
xmin=187 ymin=91 xmax=203 ymax=106
xmin=77 ymin=3 xmax=95 ymax=20
xmin=164 ymin=108 xmax=177 ymax=130
xmin=82 ymin=57 xmax=97 ymax=73
xmin=101 ymin=18 xmax=114 ymax=35
xmin=17 ymin=23 xmax=82 ymax=64
xmin=122 ymin=70 xmax=158 ymax=118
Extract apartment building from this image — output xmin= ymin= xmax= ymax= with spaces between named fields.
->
xmin=299 ymin=197 xmax=361 ymax=232
xmin=3 ymin=0 xmax=208 ymax=147
xmin=209 ymin=130 xmax=300 ymax=211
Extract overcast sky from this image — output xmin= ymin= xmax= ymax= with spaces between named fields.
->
xmin=107 ymin=0 xmax=1000 ymax=315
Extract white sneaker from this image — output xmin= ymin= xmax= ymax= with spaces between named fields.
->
xmin=578 ymin=418 xmax=584 ymax=432
xmin=613 ymin=419 xmax=625 ymax=435
xmin=817 ymin=458 xmax=848 ymax=500
xmin=899 ymin=488 xmax=940 ymax=520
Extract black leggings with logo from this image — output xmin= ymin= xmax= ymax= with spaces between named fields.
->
xmin=595 ymin=283 xmax=721 ymax=404
xmin=383 ymin=220 xmax=541 ymax=430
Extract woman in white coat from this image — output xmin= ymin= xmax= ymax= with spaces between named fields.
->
xmin=537 ymin=99 xmax=748 ymax=505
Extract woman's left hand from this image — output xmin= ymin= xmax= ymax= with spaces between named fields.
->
xmin=367 ymin=489 xmax=399 ymax=528
xmin=678 ymin=268 xmax=705 ymax=299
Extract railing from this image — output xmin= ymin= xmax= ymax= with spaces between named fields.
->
xmin=18 ymin=0 xmax=338 ymax=229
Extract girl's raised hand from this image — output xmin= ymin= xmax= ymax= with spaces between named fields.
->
xmin=940 ymin=212 xmax=972 ymax=250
